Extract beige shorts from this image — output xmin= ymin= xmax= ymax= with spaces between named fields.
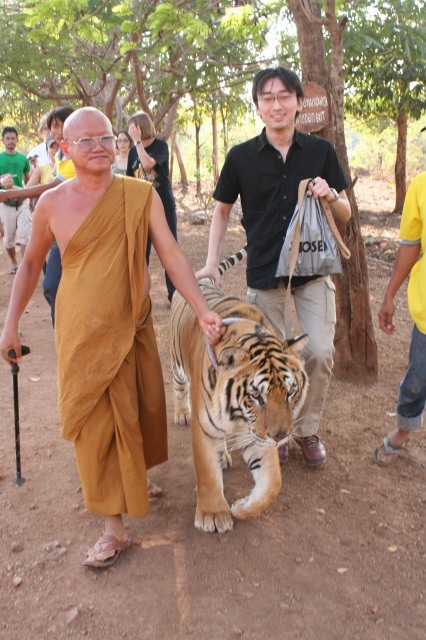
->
xmin=0 ymin=200 xmax=32 ymax=249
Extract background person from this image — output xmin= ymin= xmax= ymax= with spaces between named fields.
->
xmin=196 ymin=66 xmax=351 ymax=466
xmin=373 ymin=170 xmax=426 ymax=465
xmin=112 ymin=130 xmax=132 ymax=175
xmin=27 ymin=113 xmax=50 ymax=168
xmin=127 ymin=111 xmax=177 ymax=304
xmin=40 ymin=106 xmax=75 ymax=322
xmin=0 ymin=106 xmax=74 ymax=319
xmin=26 ymin=135 xmax=59 ymax=207
xmin=0 ymin=126 xmax=32 ymax=274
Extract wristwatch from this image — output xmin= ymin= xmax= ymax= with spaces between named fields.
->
xmin=135 ymin=140 xmax=142 ymax=146
xmin=328 ymin=188 xmax=339 ymax=203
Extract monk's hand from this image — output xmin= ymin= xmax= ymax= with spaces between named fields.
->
xmin=0 ymin=327 xmax=22 ymax=365
xmin=201 ymin=312 xmax=226 ymax=346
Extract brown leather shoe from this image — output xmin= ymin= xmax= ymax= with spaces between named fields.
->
xmin=278 ymin=441 xmax=289 ymax=465
xmin=293 ymin=435 xmax=326 ymax=466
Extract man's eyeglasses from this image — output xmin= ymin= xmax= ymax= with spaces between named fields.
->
xmin=258 ymin=93 xmax=296 ymax=106
xmin=67 ymin=135 xmax=116 ymax=151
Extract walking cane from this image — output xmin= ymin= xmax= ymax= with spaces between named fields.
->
xmin=8 ymin=345 xmax=31 ymax=486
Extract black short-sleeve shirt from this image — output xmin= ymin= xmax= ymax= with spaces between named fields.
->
xmin=127 ymin=138 xmax=175 ymax=214
xmin=213 ymin=128 xmax=348 ymax=289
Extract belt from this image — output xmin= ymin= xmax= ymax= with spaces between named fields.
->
xmin=3 ymin=198 xmax=24 ymax=208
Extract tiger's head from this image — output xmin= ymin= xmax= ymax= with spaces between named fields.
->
xmin=206 ymin=319 xmax=308 ymax=450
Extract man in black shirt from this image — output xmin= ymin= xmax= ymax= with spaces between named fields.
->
xmin=197 ymin=67 xmax=351 ymax=466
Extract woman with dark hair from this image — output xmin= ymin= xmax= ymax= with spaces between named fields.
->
xmin=112 ymin=130 xmax=133 ymax=175
xmin=127 ymin=111 xmax=177 ymax=304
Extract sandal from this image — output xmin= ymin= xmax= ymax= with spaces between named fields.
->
xmin=372 ymin=434 xmax=411 ymax=467
xmin=83 ymin=534 xmax=131 ymax=569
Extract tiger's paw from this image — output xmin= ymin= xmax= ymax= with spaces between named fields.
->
xmin=195 ymin=510 xmax=234 ymax=533
xmin=174 ymin=408 xmax=191 ymax=426
xmin=230 ymin=497 xmax=254 ymax=520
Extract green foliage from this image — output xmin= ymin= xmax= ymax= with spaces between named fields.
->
xmin=344 ymin=0 xmax=426 ymax=122
xmin=1 ymin=0 xmax=274 ymax=134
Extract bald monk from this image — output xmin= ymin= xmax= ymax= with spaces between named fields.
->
xmin=0 ymin=107 xmax=225 ymax=568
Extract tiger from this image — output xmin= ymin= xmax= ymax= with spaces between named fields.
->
xmin=170 ymin=247 xmax=308 ymax=533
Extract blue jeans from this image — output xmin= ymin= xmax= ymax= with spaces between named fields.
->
xmin=397 ymin=325 xmax=426 ymax=431
xmin=43 ymin=242 xmax=62 ymax=326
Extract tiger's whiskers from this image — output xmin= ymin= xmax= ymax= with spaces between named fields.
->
xmin=226 ymin=432 xmax=256 ymax=452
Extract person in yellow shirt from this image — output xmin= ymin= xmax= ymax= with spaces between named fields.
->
xmin=373 ymin=170 xmax=426 ymax=465
xmin=26 ymin=134 xmax=59 ymax=194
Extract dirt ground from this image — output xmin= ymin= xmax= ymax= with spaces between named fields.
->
xmin=0 ymin=176 xmax=425 ymax=640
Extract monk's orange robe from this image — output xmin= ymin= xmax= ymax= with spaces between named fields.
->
xmin=55 ymin=176 xmax=167 ymax=518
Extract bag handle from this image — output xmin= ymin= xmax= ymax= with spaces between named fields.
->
xmin=284 ymin=179 xmax=309 ymax=337
xmin=319 ymin=197 xmax=351 ymax=260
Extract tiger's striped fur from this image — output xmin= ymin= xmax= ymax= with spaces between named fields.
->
xmin=170 ymin=247 xmax=308 ymax=533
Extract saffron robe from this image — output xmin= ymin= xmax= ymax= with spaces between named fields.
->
xmin=55 ymin=176 xmax=168 ymax=518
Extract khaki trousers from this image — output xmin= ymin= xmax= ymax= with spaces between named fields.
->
xmin=0 ymin=200 xmax=32 ymax=249
xmin=247 ymin=276 xmax=336 ymax=438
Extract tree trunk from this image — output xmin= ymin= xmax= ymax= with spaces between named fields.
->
xmin=195 ymin=121 xmax=202 ymax=199
xmin=220 ymin=104 xmax=229 ymax=158
xmin=170 ymin=132 xmax=175 ymax=183
xmin=393 ymin=111 xmax=407 ymax=214
xmin=171 ymin=135 xmax=188 ymax=191
xmin=287 ymin=0 xmax=378 ymax=381
xmin=212 ymin=101 xmax=219 ymax=184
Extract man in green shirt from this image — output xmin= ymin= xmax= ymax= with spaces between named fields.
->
xmin=0 ymin=126 xmax=31 ymax=273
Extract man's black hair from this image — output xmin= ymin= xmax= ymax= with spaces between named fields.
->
xmin=2 ymin=126 xmax=18 ymax=138
xmin=47 ymin=106 xmax=74 ymax=129
xmin=252 ymin=67 xmax=304 ymax=107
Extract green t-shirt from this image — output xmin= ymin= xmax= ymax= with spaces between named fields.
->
xmin=0 ymin=151 xmax=30 ymax=188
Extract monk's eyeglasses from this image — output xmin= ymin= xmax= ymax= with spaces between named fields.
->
xmin=67 ymin=135 xmax=116 ymax=151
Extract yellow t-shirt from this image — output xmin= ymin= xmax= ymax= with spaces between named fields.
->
xmin=399 ymin=172 xmax=426 ymax=334
xmin=39 ymin=163 xmax=55 ymax=185
xmin=55 ymin=150 xmax=76 ymax=182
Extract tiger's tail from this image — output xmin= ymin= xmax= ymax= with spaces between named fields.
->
xmin=218 ymin=245 xmax=247 ymax=276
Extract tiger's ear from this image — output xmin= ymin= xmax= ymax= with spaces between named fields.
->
xmin=284 ymin=333 xmax=309 ymax=354
xmin=217 ymin=346 xmax=249 ymax=369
